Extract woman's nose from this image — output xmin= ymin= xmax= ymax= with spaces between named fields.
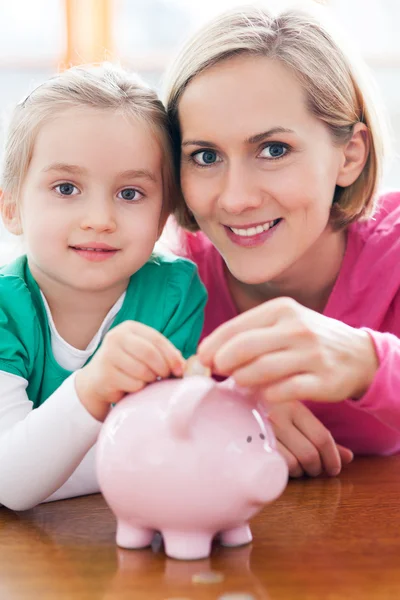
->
xmin=217 ymin=165 xmax=263 ymax=215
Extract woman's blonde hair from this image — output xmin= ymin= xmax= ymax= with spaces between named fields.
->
xmin=164 ymin=2 xmax=388 ymax=231
xmin=1 ymin=62 xmax=177 ymax=226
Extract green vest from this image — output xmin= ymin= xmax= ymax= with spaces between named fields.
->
xmin=0 ymin=254 xmax=206 ymax=408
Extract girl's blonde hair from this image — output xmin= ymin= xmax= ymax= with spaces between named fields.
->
xmin=1 ymin=63 xmax=177 ymax=223
xmin=164 ymin=2 xmax=388 ymax=231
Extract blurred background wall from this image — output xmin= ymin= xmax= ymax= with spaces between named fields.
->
xmin=0 ymin=0 xmax=399 ymax=256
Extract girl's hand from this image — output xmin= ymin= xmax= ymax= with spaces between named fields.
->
xmin=75 ymin=321 xmax=185 ymax=421
xmin=198 ymin=297 xmax=379 ymax=403
xmin=268 ymin=400 xmax=353 ymax=477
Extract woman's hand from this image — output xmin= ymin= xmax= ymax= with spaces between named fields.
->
xmin=267 ymin=400 xmax=353 ymax=477
xmin=198 ymin=297 xmax=379 ymax=403
xmin=75 ymin=321 xmax=185 ymax=422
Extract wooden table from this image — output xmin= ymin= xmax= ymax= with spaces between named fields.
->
xmin=1 ymin=456 xmax=399 ymax=600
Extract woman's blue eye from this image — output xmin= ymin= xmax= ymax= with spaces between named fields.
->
xmin=56 ymin=183 xmax=78 ymax=196
xmin=118 ymin=188 xmax=142 ymax=201
xmin=260 ymin=144 xmax=288 ymax=159
xmin=193 ymin=150 xmax=220 ymax=166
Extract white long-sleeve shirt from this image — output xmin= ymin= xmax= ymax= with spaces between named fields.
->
xmin=0 ymin=292 xmax=124 ymax=511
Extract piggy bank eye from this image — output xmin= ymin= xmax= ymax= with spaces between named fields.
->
xmin=246 ymin=436 xmax=252 ymax=443
xmin=260 ymin=433 xmax=265 ymax=440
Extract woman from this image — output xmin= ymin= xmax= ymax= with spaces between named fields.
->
xmin=164 ymin=3 xmax=400 ymax=478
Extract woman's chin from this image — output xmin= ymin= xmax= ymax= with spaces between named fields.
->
xmin=224 ymin=259 xmax=280 ymax=286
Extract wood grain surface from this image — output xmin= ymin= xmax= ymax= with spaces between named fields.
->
xmin=1 ymin=456 xmax=399 ymax=599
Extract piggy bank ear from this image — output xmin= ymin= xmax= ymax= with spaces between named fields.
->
xmin=167 ymin=376 xmax=215 ymax=439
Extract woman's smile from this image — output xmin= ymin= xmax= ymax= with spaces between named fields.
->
xmin=224 ymin=218 xmax=283 ymax=248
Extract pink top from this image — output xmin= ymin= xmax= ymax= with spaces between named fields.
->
xmin=179 ymin=191 xmax=400 ymax=456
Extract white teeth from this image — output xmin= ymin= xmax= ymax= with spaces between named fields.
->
xmin=230 ymin=220 xmax=278 ymax=237
xmin=77 ymin=247 xmax=107 ymax=251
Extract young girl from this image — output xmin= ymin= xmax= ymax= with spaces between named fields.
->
xmin=164 ymin=2 xmax=400 ymax=478
xmin=0 ymin=63 xmax=206 ymax=511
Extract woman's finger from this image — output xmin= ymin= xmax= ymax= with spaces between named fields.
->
xmin=210 ymin=327 xmax=289 ymax=374
xmin=264 ymin=373 xmax=327 ymax=404
xmin=337 ymin=444 xmax=354 ymax=465
xmin=292 ymin=403 xmax=342 ymax=476
xmin=198 ymin=299 xmax=286 ymax=364
xmin=279 ymin=426 xmax=323 ymax=477
xmin=271 ymin=413 xmax=323 ymax=477
xmin=275 ymin=440 xmax=304 ymax=478
xmin=230 ymin=350 xmax=308 ymax=387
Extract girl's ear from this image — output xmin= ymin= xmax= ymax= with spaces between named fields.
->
xmin=336 ymin=122 xmax=370 ymax=188
xmin=0 ymin=191 xmax=23 ymax=235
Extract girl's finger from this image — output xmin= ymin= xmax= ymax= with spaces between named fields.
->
xmin=112 ymin=348 xmax=159 ymax=384
xmin=107 ymin=365 xmax=148 ymax=396
xmin=122 ymin=333 xmax=171 ymax=379
xmin=132 ymin=324 xmax=185 ymax=376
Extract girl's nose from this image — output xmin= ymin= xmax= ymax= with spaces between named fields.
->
xmin=80 ymin=197 xmax=117 ymax=233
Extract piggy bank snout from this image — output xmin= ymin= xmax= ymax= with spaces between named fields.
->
xmin=248 ymin=452 xmax=288 ymax=505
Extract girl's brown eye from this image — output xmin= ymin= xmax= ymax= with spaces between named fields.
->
xmin=260 ymin=433 xmax=265 ymax=440
xmin=247 ymin=436 xmax=252 ymax=443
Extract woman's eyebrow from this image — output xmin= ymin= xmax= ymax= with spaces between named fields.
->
xmin=181 ymin=139 xmax=218 ymax=148
xmin=247 ymin=127 xmax=295 ymax=144
xmin=182 ymin=127 xmax=295 ymax=148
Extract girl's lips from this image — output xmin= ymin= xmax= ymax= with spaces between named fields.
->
xmin=70 ymin=246 xmax=119 ymax=262
xmin=224 ymin=219 xmax=282 ymax=248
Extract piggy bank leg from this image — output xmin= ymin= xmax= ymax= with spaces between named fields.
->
xmin=220 ymin=524 xmax=252 ymax=547
xmin=163 ymin=530 xmax=213 ymax=560
xmin=116 ymin=521 xmax=154 ymax=549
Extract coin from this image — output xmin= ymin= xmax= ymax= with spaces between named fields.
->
xmin=192 ymin=570 xmax=225 ymax=584
xmin=184 ymin=356 xmax=211 ymax=378
xmin=218 ymin=594 xmax=256 ymax=600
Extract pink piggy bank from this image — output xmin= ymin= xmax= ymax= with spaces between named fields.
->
xmin=96 ymin=376 xmax=288 ymax=560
